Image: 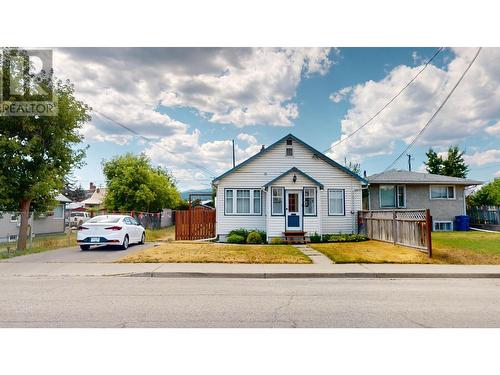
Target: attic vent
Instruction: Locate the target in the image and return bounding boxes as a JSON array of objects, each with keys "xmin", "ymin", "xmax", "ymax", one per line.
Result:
[{"xmin": 286, "ymin": 139, "xmax": 293, "ymax": 146}]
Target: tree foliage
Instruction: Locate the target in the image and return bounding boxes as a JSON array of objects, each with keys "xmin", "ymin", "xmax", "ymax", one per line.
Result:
[
  {"xmin": 0, "ymin": 48, "xmax": 90, "ymax": 250},
  {"xmin": 468, "ymin": 178, "xmax": 500, "ymax": 206},
  {"xmin": 424, "ymin": 146, "xmax": 469, "ymax": 178},
  {"xmin": 344, "ymin": 158, "xmax": 361, "ymax": 175},
  {"xmin": 102, "ymin": 153, "xmax": 181, "ymax": 212}
]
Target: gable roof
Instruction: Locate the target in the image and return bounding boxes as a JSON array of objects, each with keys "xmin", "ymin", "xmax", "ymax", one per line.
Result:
[
  {"xmin": 212, "ymin": 134, "xmax": 368, "ymax": 184},
  {"xmin": 367, "ymin": 170, "xmax": 482, "ymax": 185},
  {"xmin": 262, "ymin": 167, "xmax": 324, "ymax": 189}
]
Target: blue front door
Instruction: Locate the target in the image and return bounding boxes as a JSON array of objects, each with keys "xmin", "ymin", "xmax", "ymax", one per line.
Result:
[{"xmin": 286, "ymin": 191, "xmax": 302, "ymax": 231}]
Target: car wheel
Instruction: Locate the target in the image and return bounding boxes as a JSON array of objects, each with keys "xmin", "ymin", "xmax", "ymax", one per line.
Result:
[
  {"xmin": 121, "ymin": 235, "xmax": 129, "ymax": 250},
  {"xmin": 80, "ymin": 245, "xmax": 90, "ymax": 251},
  {"xmin": 140, "ymin": 232, "xmax": 145, "ymax": 244}
]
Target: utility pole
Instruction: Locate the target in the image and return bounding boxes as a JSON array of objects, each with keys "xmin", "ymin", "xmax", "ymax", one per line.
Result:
[
  {"xmin": 407, "ymin": 154, "xmax": 412, "ymax": 171},
  {"xmin": 232, "ymin": 139, "xmax": 235, "ymax": 168}
]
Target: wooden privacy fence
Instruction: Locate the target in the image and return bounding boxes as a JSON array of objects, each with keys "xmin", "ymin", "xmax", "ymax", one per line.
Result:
[
  {"xmin": 175, "ymin": 207, "xmax": 216, "ymax": 240},
  {"xmin": 358, "ymin": 209, "xmax": 432, "ymax": 256}
]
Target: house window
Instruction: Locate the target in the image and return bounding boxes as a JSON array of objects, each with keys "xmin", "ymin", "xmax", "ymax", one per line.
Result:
[
  {"xmin": 303, "ymin": 188, "xmax": 316, "ymax": 216},
  {"xmin": 224, "ymin": 189, "xmax": 261, "ymax": 215},
  {"xmin": 10, "ymin": 213, "xmax": 19, "ymax": 222},
  {"xmin": 434, "ymin": 221, "xmax": 453, "ymax": 231},
  {"xmin": 430, "ymin": 185, "xmax": 455, "ymax": 199},
  {"xmin": 328, "ymin": 189, "xmax": 344, "ymax": 216},
  {"xmin": 379, "ymin": 185, "xmax": 406, "ymax": 208},
  {"xmin": 225, "ymin": 190, "xmax": 233, "ymax": 214},
  {"xmin": 285, "ymin": 147, "xmax": 293, "ymax": 157},
  {"xmin": 8, "ymin": 234, "xmax": 17, "ymax": 242},
  {"xmin": 272, "ymin": 187, "xmax": 284, "ymax": 215},
  {"xmin": 53, "ymin": 204, "xmax": 64, "ymax": 219},
  {"xmin": 236, "ymin": 190, "xmax": 251, "ymax": 213},
  {"xmin": 253, "ymin": 190, "xmax": 261, "ymax": 214},
  {"xmin": 286, "ymin": 139, "xmax": 293, "ymax": 146}
]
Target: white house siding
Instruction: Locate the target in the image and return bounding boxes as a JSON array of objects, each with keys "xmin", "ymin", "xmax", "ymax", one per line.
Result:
[{"xmin": 215, "ymin": 138, "xmax": 364, "ymax": 240}]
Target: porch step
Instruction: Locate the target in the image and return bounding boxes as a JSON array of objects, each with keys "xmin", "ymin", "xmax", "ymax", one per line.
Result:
[{"xmin": 282, "ymin": 231, "xmax": 308, "ymax": 244}]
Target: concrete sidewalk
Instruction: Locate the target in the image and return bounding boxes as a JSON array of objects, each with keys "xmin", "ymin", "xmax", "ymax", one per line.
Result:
[{"xmin": 1, "ymin": 262, "xmax": 500, "ymax": 278}]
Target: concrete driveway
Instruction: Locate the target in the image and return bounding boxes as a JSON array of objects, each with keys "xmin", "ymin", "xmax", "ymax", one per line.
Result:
[{"xmin": 2, "ymin": 242, "xmax": 155, "ymax": 263}]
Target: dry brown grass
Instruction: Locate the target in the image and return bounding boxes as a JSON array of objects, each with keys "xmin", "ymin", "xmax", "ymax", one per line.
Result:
[
  {"xmin": 117, "ymin": 242, "xmax": 312, "ymax": 264},
  {"xmin": 311, "ymin": 231, "xmax": 500, "ymax": 264},
  {"xmin": 310, "ymin": 240, "xmax": 433, "ymax": 264},
  {"xmin": 145, "ymin": 225, "xmax": 175, "ymax": 242}
]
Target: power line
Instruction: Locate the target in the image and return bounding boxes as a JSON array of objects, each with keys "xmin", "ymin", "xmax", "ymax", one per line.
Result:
[
  {"xmin": 92, "ymin": 109, "xmax": 217, "ymax": 178},
  {"xmin": 323, "ymin": 47, "xmax": 444, "ymax": 154},
  {"xmin": 385, "ymin": 47, "xmax": 482, "ymax": 171}
]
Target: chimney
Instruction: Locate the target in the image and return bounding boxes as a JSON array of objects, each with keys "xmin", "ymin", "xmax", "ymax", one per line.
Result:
[
  {"xmin": 89, "ymin": 182, "xmax": 96, "ymax": 192},
  {"xmin": 261, "ymin": 145, "xmax": 265, "ymax": 151},
  {"xmin": 363, "ymin": 170, "xmax": 367, "ymax": 178}
]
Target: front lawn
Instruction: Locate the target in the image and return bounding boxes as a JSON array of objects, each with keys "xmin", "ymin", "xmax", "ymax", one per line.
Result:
[
  {"xmin": 117, "ymin": 242, "xmax": 312, "ymax": 264},
  {"xmin": 0, "ymin": 231, "xmax": 78, "ymax": 260},
  {"xmin": 310, "ymin": 241, "xmax": 432, "ymax": 264},
  {"xmin": 310, "ymin": 231, "xmax": 500, "ymax": 264}
]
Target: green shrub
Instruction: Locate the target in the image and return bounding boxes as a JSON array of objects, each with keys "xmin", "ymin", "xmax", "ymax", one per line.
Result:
[
  {"xmin": 227, "ymin": 234, "xmax": 246, "ymax": 244},
  {"xmin": 246, "ymin": 231, "xmax": 263, "ymax": 244},
  {"xmin": 325, "ymin": 233, "xmax": 368, "ymax": 242},
  {"xmin": 254, "ymin": 230, "xmax": 267, "ymax": 243},
  {"xmin": 228, "ymin": 228, "xmax": 250, "ymax": 241},
  {"xmin": 270, "ymin": 237, "xmax": 285, "ymax": 245},
  {"xmin": 309, "ymin": 232, "xmax": 322, "ymax": 243}
]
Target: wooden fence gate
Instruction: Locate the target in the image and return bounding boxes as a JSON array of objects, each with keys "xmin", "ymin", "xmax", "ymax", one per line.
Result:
[
  {"xmin": 175, "ymin": 207, "xmax": 216, "ymax": 240},
  {"xmin": 358, "ymin": 209, "xmax": 432, "ymax": 256}
]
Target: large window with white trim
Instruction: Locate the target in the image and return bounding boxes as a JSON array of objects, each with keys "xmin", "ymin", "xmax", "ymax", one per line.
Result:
[
  {"xmin": 224, "ymin": 189, "xmax": 261, "ymax": 215},
  {"xmin": 328, "ymin": 189, "xmax": 345, "ymax": 216},
  {"xmin": 379, "ymin": 185, "xmax": 406, "ymax": 208},
  {"xmin": 430, "ymin": 185, "xmax": 455, "ymax": 199},
  {"xmin": 272, "ymin": 187, "xmax": 284, "ymax": 215},
  {"xmin": 303, "ymin": 187, "xmax": 316, "ymax": 216}
]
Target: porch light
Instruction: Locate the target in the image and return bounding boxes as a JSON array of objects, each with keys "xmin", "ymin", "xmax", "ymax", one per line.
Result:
[{"xmin": 292, "ymin": 174, "xmax": 297, "ymax": 183}]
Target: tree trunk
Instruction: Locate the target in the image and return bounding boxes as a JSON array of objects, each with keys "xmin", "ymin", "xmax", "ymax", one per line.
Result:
[{"xmin": 17, "ymin": 199, "xmax": 32, "ymax": 251}]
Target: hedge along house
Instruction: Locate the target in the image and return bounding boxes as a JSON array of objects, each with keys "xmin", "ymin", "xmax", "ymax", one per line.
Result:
[
  {"xmin": 366, "ymin": 170, "xmax": 482, "ymax": 231},
  {"xmin": 212, "ymin": 134, "xmax": 368, "ymax": 242}
]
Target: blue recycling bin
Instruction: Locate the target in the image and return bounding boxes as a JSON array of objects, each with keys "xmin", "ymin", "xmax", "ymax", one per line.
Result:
[{"xmin": 455, "ymin": 215, "xmax": 470, "ymax": 231}]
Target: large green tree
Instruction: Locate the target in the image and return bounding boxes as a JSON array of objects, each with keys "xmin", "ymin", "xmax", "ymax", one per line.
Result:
[
  {"xmin": 0, "ymin": 48, "xmax": 90, "ymax": 250},
  {"xmin": 469, "ymin": 178, "xmax": 500, "ymax": 206},
  {"xmin": 103, "ymin": 153, "xmax": 181, "ymax": 212},
  {"xmin": 424, "ymin": 146, "xmax": 469, "ymax": 178}
]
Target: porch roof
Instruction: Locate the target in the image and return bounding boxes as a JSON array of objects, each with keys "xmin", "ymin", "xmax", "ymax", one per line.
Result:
[{"xmin": 262, "ymin": 167, "xmax": 324, "ymax": 189}]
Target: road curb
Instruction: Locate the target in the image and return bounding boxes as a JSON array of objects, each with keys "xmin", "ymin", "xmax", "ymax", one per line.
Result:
[{"xmin": 115, "ymin": 272, "xmax": 500, "ymax": 279}]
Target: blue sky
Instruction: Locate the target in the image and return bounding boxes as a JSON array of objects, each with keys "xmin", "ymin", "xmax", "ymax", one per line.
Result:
[{"xmin": 54, "ymin": 48, "xmax": 500, "ymax": 191}]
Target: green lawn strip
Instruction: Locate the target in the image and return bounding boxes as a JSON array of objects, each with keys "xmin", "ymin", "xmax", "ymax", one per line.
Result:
[{"xmin": 432, "ymin": 231, "xmax": 500, "ymax": 254}]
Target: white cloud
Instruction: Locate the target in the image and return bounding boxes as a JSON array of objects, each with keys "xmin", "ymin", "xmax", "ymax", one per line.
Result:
[
  {"xmin": 144, "ymin": 130, "xmax": 262, "ymax": 185},
  {"xmin": 237, "ymin": 133, "xmax": 257, "ymax": 144},
  {"xmin": 485, "ymin": 121, "xmax": 500, "ymax": 136},
  {"xmin": 329, "ymin": 86, "xmax": 353, "ymax": 103},
  {"xmin": 464, "ymin": 149, "xmax": 500, "ymax": 166},
  {"xmin": 495, "ymin": 170, "xmax": 500, "ymax": 176},
  {"xmin": 327, "ymin": 48, "xmax": 500, "ymax": 163}
]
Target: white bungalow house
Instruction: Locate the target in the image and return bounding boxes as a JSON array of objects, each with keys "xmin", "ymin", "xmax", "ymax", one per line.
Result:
[{"xmin": 212, "ymin": 134, "xmax": 368, "ymax": 242}]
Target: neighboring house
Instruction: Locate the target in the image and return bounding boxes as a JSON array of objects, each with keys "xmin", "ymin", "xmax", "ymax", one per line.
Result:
[
  {"xmin": 366, "ymin": 170, "xmax": 482, "ymax": 231},
  {"xmin": 0, "ymin": 193, "xmax": 71, "ymax": 243},
  {"xmin": 80, "ymin": 187, "xmax": 107, "ymax": 211},
  {"xmin": 212, "ymin": 134, "xmax": 368, "ymax": 241}
]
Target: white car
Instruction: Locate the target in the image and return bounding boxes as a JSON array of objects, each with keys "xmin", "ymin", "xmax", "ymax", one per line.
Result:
[
  {"xmin": 76, "ymin": 215, "xmax": 145, "ymax": 251},
  {"xmin": 70, "ymin": 211, "xmax": 90, "ymax": 227}
]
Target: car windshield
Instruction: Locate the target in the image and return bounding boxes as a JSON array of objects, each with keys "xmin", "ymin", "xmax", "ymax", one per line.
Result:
[{"xmin": 86, "ymin": 216, "xmax": 121, "ymax": 223}]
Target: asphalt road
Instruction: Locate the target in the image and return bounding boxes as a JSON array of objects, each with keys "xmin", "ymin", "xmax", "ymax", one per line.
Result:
[
  {"xmin": 1, "ymin": 276, "xmax": 499, "ymax": 327},
  {"xmin": 2, "ymin": 242, "xmax": 155, "ymax": 263}
]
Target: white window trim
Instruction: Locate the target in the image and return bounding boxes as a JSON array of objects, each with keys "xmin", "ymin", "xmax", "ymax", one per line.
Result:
[
  {"xmin": 379, "ymin": 184, "xmax": 406, "ymax": 208},
  {"xmin": 433, "ymin": 221, "xmax": 453, "ymax": 231},
  {"xmin": 224, "ymin": 188, "xmax": 262, "ymax": 215},
  {"xmin": 303, "ymin": 187, "xmax": 316, "ymax": 216},
  {"xmin": 53, "ymin": 204, "xmax": 64, "ymax": 219},
  {"xmin": 328, "ymin": 189, "xmax": 345, "ymax": 216},
  {"xmin": 271, "ymin": 187, "xmax": 284, "ymax": 216},
  {"xmin": 429, "ymin": 185, "xmax": 456, "ymax": 200}
]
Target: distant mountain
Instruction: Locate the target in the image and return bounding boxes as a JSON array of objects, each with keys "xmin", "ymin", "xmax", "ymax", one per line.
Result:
[{"xmin": 180, "ymin": 189, "xmax": 213, "ymax": 201}]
